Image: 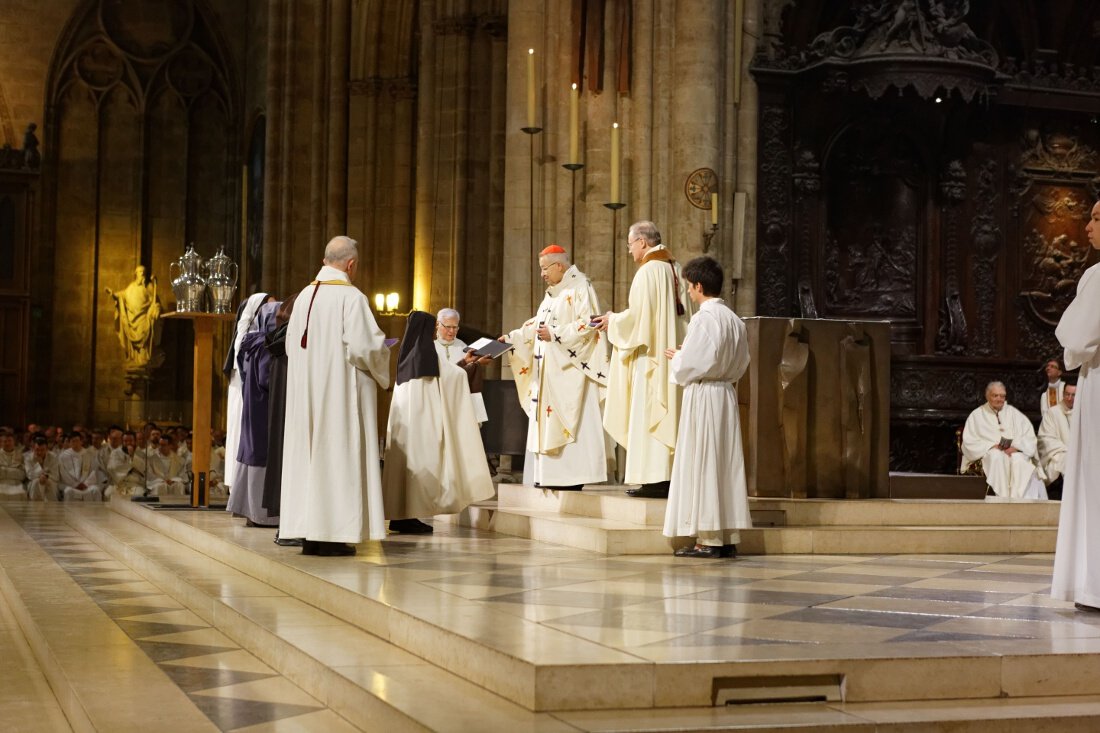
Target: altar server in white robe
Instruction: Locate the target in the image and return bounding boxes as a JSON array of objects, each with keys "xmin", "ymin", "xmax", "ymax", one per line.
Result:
[
  {"xmin": 280, "ymin": 236, "xmax": 390, "ymax": 557},
  {"xmin": 224, "ymin": 292, "xmax": 270, "ymax": 492},
  {"xmin": 383, "ymin": 311, "xmax": 495, "ymax": 532},
  {"xmin": 1052, "ymin": 198, "xmax": 1100, "ymax": 610},
  {"xmin": 0, "ymin": 430, "xmax": 26, "ymax": 499},
  {"xmin": 147, "ymin": 436, "xmax": 188, "ymax": 496},
  {"xmin": 1039, "ymin": 379, "xmax": 1075, "ymax": 486},
  {"xmin": 1039, "ymin": 357, "xmax": 1066, "ymax": 418},
  {"xmin": 434, "ymin": 308, "xmax": 489, "ymax": 424},
  {"xmin": 961, "ymin": 382, "xmax": 1047, "ymax": 500},
  {"xmin": 662, "ymin": 257, "xmax": 752, "ymax": 558},
  {"xmin": 25, "ymin": 438, "xmax": 59, "ymax": 501},
  {"xmin": 59, "ymin": 433, "xmax": 103, "ymax": 501},
  {"xmin": 503, "ymin": 245, "xmax": 609, "ymax": 490},
  {"xmin": 592, "ymin": 221, "xmax": 694, "ymax": 497}
]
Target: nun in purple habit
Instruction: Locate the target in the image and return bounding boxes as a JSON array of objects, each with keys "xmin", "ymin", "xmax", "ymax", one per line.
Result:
[{"xmin": 226, "ymin": 300, "xmax": 281, "ymax": 526}]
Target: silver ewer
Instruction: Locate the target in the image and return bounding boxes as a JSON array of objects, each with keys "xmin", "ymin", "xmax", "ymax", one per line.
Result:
[
  {"xmin": 205, "ymin": 246, "xmax": 238, "ymax": 314},
  {"xmin": 169, "ymin": 244, "xmax": 206, "ymax": 312}
]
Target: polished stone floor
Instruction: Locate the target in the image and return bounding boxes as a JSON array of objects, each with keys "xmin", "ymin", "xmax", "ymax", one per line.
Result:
[{"xmin": 3, "ymin": 500, "xmax": 1100, "ymax": 731}]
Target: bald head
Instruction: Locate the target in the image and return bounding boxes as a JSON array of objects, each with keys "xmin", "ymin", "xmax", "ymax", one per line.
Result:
[{"xmin": 323, "ymin": 236, "xmax": 359, "ymax": 270}]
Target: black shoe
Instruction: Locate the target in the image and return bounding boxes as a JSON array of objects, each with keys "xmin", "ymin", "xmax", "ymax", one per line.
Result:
[
  {"xmin": 316, "ymin": 542, "xmax": 356, "ymax": 556},
  {"xmin": 389, "ymin": 518, "xmax": 434, "ymax": 534},
  {"xmin": 625, "ymin": 481, "xmax": 669, "ymax": 499},
  {"xmin": 549, "ymin": 484, "xmax": 584, "ymax": 492},
  {"xmin": 246, "ymin": 519, "xmax": 278, "ymax": 528},
  {"xmin": 302, "ymin": 539, "xmax": 356, "ymax": 556},
  {"xmin": 721, "ymin": 544, "xmax": 737, "ymax": 558},
  {"xmin": 274, "ymin": 531, "xmax": 302, "ymax": 547},
  {"xmin": 1075, "ymin": 602, "xmax": 1100, "ymax": 612},
  {"xmin": 674, "ymin": 544, "xmax": 724, "ymax": 558}
]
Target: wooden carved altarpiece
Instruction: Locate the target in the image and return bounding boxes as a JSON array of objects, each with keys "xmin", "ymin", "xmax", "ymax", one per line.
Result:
[{"xmin": 752, "ymin": 0, "xmax": 1100, "ymax": 473}]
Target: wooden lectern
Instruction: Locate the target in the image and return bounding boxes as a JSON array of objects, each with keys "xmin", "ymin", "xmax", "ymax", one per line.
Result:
[{"xmin": 162, "ymin": 311, "xmax": 235, "ymax": 507}]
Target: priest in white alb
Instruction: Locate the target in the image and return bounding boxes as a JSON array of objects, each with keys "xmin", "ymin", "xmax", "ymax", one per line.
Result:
[
  {"xmin": 280, "ymin": 236, "xmax": 391, "ymax": 557},
  {"xmin": 961, "ymin": 381, "xmax": 1047, "ymax": 500},
  {"xmin": 382, "ymin": 311, "xmax": 495, "ymax": 533},
  {"xmin": 1052, "ymin": 198, "xmax": 1100, "ymax": 610},
  {"xmin": 58, "ymin": 433, "xmax": 103, "ymax": 502},
  {"xmin": 1038, "ymin": 378, "xmax": 1075, "ymax": 493},
  {"xmin": 502, "ymin": 245, "xmax": 609, "ymax": 490},
  {"xmin": 0, "ymin": 429, "xmax": 26, "ymax": 499},
  {"xmin": 1039, "ymin": 357, "xmax": 1066, "ymax": 418},
  {"xmin": 592, "ymin": 221, "xmax": 693, "ymax": 498},
  {"xmin": 663, "ymin": 257, "xmax": 752, "ymax": 558}
]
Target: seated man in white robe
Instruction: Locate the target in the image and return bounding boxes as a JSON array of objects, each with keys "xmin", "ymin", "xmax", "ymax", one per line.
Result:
[
  {"xmin": 209, "ymin": 435, "xmax": 227, "ymax": 498},
  {"xmin": 663, "ymin": 257, "xmax": 752, "ymax": 558},
  {"xmin": 502, "ymin": 244, "xmax": 609, "ymax": 490},
  {"xmin": 961, "ymin": 381, "xmax": 1047, "ymax": 500},
  {"xmin": 1039, "ymin": 378, "xmax": 1075, "ymax": 500},
  {"xmin": 383, "ymin": 311, "xmax": 496, "ymax": 533},
  {"xmin": 146, "ymin": 436, "xmax": 189, "ymax": 497},
  {"xmin": 0, "ymin": 429, "xmax": 27, "ymax": 499},
  {"xmin": 106, "ymin": 431, "xmax": 144, "ymax": 498},
  {"xmin": 58, "ymin": 433, "xmax": 103, "ymax": 501},
  {"xmin": 25, "ymin": 437, "xmax": 59, "ymax": 501},
  {"xmin": 99, "ymin": 426, "xmax": 124, "ymax": 498}
]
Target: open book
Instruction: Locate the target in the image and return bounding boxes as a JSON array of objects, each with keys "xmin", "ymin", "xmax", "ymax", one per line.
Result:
[{"xmin": 464, "ymin": 337, "xmax": 514, "ymax": 359}]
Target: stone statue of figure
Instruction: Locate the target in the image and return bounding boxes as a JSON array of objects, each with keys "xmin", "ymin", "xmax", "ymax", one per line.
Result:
[
  {"xmin": 22, "ymin": 123, "xmax": 40, "ymax": 170},
  {"xmin": 106, "ymin": 265, "xmax": 162, "ymax": 369}
]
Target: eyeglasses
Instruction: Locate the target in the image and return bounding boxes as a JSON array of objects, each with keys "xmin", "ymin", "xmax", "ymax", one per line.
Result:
[{"xmin": 438, "ymin": 323, "xmax": 459, "ymax": 331}]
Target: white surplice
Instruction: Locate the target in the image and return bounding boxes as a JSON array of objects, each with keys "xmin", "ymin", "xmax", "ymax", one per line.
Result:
[
  {"xmin": 224, "ymin": 293, "xmax": 268, "ymax": 489},
  {"xmin": 147, "ymin": 451, "xmax": 188, "ymax": 496},
  {"xmin": 280, "ymin": 265, "xmax": 390, "ymax": 543},
  {"xmin": 664, "ymin": 299, "xmax": 753, "ymax": 542},
  {"xmin": 1052, "ymin": 262, "xmax": 1100, "ymax": 606},
  {"xmin": 106, "ymin": 447, "xmax": 143, "ymax": 497},
  {"xmin": 58, "ymin": 448, "xmax": 102, "ymax": 501},
  {"xmin": 382, "ymin": 356, "xmax": 495, "ymax": 519},
  {"xmin": 507, "ymin": 264, "xmax": 609, "ymax": 487},
  {"xmin": 961, "ymin": 403, "xmax": 1047, "ymax": 500},
  {"xmin": 604, "ymin": 245, "xmax": 694, "ymax": 484},
  {"xmin": 24, "ymin": 453, "xmax": 59, "ymax": 501},
  {"xmin": 1038, "ymin": 403, "xmax": 1072, "ymax": 484},
  {"xmin": 0, "ymin": 448, "xmax": 26, "ymax": 499}
]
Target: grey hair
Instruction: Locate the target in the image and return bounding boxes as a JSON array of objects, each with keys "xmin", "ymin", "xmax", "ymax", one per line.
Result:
[
  {"xmin": 323, "ymin": 236, "xmax": 358, "ymax": 266},
  {"xmin": 628, "ymin": 220, "xmax": 661, "ymax": 245},
  {"xmin": 437, "ymin": 308, "xmax": 460, "ymax": 322},
  {"xmin": 540, "ymin": 251, "xmax": 570, "ymax": 267},
  {"xmin": 985, "ymin": 381, "xmax": 1006, "ymax": 395}
]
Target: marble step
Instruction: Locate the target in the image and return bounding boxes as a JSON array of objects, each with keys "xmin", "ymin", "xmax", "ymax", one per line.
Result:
[
  {"xmin": 96, "ymin": 501, "xmax": 1079, "ymax": 719},
  {"xmin": 65, "ymin": 506, "xmax": 576, "ymax": 732},
  {"xmin": 496, "ymin": 484, "xmax": 1060, "ymax": 529},
  {"xmin": 470, "ymin": 504, "xmax": 1056, "ymax": 556}
]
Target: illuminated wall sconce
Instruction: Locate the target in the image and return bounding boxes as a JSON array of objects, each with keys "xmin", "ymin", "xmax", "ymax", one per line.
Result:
[{"xmin": 374, "ymin": 291, "xmax": 406, "ymax": 316}]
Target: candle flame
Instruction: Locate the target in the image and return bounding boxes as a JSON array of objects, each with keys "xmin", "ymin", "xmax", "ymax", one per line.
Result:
[
  {"xmin": 613, "ymin": 122, "xmax": 619, "ymax": 129},
  {"xmin": 528, "ymin": 48, "xmax": 534, "ymax": 55},
  {"xmin": 571, "ymin": 82, "xmax": 577, "ymax": 90}
]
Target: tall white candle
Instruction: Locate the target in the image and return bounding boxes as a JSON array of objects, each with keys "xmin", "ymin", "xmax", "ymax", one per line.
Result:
[
  {"xmin": 610, "ymin": 122, "xmax": 620, "ymax": 203},
  {"xmin": 569, "ymin": 83, "xmax": 579, "ymax": 164},
  {"xmin": 526, "ymin": 49, "xmax": 536, "ymax": 129},
  {"xmin": 711, "ymin": 192, "xmax": 719, "ymax": 226}
]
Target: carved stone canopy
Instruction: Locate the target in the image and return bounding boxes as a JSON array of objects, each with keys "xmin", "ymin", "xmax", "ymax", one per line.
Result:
[{"xmin": 754, "ymin": 0, "xmax": 1003, "ymax": 102}]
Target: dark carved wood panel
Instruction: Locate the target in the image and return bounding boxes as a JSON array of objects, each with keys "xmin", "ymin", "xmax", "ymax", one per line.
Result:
[{"xmin": 752, "ymin": 0, "xmax": 1100, "ymax": 473}]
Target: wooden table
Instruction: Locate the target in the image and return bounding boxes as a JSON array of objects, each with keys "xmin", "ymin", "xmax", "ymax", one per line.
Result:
[{"xmin": 163, "ymin": 311, "xmax": 235, "ymax": 507}]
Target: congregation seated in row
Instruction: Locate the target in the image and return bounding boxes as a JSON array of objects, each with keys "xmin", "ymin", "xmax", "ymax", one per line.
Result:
[{"xmin": 0, "ymin": 424, "xmax": 225, "ymax": 502}]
